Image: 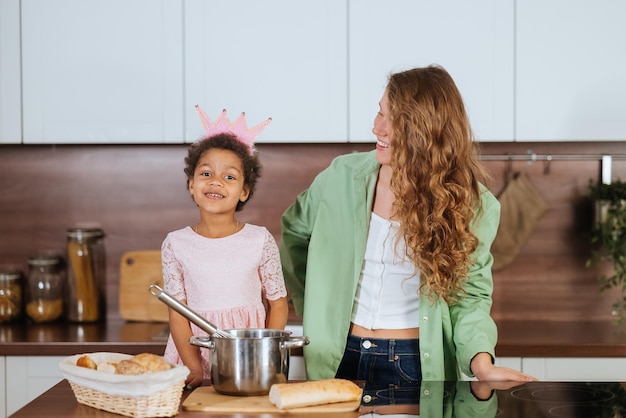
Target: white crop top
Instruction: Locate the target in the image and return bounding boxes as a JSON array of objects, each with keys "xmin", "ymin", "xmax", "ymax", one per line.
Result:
[{"xmin": 351, "ymin": 212, "xmax": 420, "ymax": 329}]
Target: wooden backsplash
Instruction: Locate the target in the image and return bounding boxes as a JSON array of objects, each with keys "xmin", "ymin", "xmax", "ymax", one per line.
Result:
[{"xmin": 1, "ymin": 141, "xmax": 626, "ymax": 322}]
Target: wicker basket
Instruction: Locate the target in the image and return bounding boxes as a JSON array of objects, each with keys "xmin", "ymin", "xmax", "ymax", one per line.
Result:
[{"xmin": 59, "ymin": 352, "xmax": 189, "ymax": 418}]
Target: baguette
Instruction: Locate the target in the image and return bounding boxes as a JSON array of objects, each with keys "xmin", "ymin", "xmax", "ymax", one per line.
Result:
[{"xmin": 268, "ymin": 378, "xmax": 362, "ymax": 410}]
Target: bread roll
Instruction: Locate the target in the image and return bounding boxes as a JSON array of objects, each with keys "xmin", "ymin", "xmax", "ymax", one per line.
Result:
[
  {"xmin": 129, "ymin": 353, "xmax": 172, "ymax": 372},
  {"xmin": 76, "ymin": 355, "xmax": 98, "ymax": 370},
  {"xmin": 269, "ymin": 378, "xmax": 362, "ymax": 410},
  {"xmin": 74, "ymin": 352, "xmax": 172, "ymax": 375},
  {"xmin": 96, "ymin": 362, "xmax": 117, "ymax": 373},
  {"xmin": 114, "ymin": 359, "xmax": 147, "ymax": 375}
]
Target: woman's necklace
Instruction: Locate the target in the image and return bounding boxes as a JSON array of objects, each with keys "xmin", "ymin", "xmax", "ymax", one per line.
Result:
[{"xmin": 193, "ymin": 221, "xmax": 239, "ymax": 236}]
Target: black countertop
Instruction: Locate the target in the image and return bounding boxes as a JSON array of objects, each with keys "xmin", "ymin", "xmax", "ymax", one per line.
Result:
[{"xmin": 9, "ymin": 380, "xmax": 626, "ymax": 418}]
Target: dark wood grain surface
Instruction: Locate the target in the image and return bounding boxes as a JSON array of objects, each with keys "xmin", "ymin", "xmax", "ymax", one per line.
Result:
[
  {"xmin": 9, "ymin": 380, "xmax": 360, "ymax": 418},
  {"xmin": 2, "ymin": 317, "xmax": 626, "ymax": 358},
  {"xmin": 0, "ymin": 318, "xmax": 167, "ymax": 356},
  {"xmin": 1, "ymin": 142, "xmax": 626, "ymax": 323}
]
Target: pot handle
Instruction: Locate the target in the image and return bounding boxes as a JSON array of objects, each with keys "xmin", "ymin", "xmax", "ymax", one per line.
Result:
[
  {"xmin": 189, "ymin": 336, "xmax": 215, "ymax": 349},
  {"xmin": 282, "ymin": 335, "xmax": 310, "ymax": 350}
]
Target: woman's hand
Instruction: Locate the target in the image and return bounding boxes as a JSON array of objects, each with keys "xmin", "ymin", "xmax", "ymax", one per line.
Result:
[
  {"xmin": 470, "ymin": 380, "xmax": 527, "ymax": 400},
  {"xmin": 471, "ymin": 352, "xmax": 537, "ymax": 382}
]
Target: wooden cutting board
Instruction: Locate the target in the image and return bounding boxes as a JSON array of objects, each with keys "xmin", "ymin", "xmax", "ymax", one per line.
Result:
[
  {"xmin": 118, "ymin": 250, "xmax": 169, "ymax": 322},
  {"xmin": 183, "ymin": 386, "xmax": 361, "ymax": 414}
]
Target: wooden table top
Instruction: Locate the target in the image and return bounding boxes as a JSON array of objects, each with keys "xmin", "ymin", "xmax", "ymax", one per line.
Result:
[{"xmin": 9, "ymin": 380, "xmax": 360, "ymax": 418}]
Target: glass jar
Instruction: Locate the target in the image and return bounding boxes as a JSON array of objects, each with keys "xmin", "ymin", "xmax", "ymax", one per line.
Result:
[
  {"xmin": 65, "ymin": 227, "xmax": 106, "ymax": 322},
  {"xmin": 0, "ymin": 268, "xmax": 23, "ymax": 323},
  {"xmin": 26, "ymin": 255, "xmax": 65, "ymax": 323}
]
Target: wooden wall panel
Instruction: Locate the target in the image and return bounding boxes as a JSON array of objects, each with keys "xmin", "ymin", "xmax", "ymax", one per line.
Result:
[{"xmin": 1, "ymin": 142, "xmax": 625, "ymax": 322}]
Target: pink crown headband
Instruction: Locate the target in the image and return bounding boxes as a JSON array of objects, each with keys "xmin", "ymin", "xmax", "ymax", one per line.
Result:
[{"xmin": 195, "ymin": 104, "xmax": 272, "ymax": 154}]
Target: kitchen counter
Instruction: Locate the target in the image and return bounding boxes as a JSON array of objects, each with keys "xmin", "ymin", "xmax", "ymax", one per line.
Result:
[
  {"xmin": 494, "ymin": 319, "xmax": 626, "ymax": 357},
  {"xmin": 10, "ymin": 379, "xmax": 626, "ymax": 417},
  {"xmin": 0, "ymin": 318, "xmax": 168, "ymax": 356},
  {"xmin": 10, "ymin": 380, "xmax": 361, "ymax": 418},
  {"xmin": 1, "ymin": 318, "xmax": 626, "ymax": 357}
]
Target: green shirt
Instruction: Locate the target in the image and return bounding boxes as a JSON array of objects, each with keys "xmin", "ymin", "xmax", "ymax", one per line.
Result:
[{"xmin": 279, "ymin": 150, "xmax": 500, "ymax": 380}]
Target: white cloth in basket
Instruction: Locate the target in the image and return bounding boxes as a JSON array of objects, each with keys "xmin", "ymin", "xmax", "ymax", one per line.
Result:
[{"xmin": 59, "ymin": 352, "xmax": 190, "ymax": 397}]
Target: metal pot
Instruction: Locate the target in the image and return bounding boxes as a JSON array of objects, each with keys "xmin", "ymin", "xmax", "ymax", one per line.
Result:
[
  {"xmin": 190, "ymin": 329, "xmax": 308, "ymax": 396},
  {"xmin": 149, "ymin": 284, "xmax": 309, "ymax": 396}
]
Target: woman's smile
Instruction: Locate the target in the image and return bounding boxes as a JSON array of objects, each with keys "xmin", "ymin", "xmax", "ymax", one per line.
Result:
[{"xmin": 376, "ymin": 139, "xmax": 389, "ymax": 149}]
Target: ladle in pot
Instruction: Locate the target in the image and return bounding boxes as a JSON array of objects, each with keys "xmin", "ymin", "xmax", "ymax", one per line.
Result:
[{"xmin": 149, "ymin": 284, "xmax": 234, "ymax": 338}]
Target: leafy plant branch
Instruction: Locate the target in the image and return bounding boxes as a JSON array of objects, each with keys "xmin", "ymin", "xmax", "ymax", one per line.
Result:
[{"xmin": 586, "ymin": 179, "xmax": 626, "ymax": 325}]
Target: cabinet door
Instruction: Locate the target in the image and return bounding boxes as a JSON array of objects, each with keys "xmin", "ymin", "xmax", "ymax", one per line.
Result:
[
  {"xmin": 0, "ymin": 0, "xmax": 21, "ymax": 144},
  {"xmin": 0, "ymin": 356, "xmax": 5, "ymax": 418},
  {"xmin": 516, "ymin": 0, "xmax": 626, "ymax": 141},
  {"xmin": 5, "ymin": 356, "xmax": 64, "ymax": 417},
  {"xmin": 522, "ymin": 357, "xmax": 626, "ymax": 381},
  {"xmin": 496, "ymin": 357, "xmax": 522, "ymax": 371},
  {"xmin": 348, "ymin": 0, "xmax": 514, "ymax": 142},
  {"xmin": 184, "ymin": 0, "xmax": 348, "ymax": 143},
  {"xmin": 21, "ymin": 0, "xmax": 184, "ymax": 144}
]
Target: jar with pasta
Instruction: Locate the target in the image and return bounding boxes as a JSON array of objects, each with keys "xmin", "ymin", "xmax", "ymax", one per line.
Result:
[
  {"xmin": 0, "ymin": 268, "xmax": 23, "ymax": 323},
  {"xmin": 26, "ymin": 254, "xmax": 65, "ymax": 323},
  {"xmin": 66, "ymin": 227, "xmax": 106, "ymax": 322}
]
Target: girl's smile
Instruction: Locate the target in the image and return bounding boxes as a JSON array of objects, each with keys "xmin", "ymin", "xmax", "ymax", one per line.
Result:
[{"xmin": 189, "ymin": 148, "xmax": 249, "ymax": 213}]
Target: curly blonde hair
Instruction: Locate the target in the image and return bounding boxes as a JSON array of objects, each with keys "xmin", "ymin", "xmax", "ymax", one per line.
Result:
[{"xmin": 387, "ymin": 65, "xmax": 488, "ymax": 303}]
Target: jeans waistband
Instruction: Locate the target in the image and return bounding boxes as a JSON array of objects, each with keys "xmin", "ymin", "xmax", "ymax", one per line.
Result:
[{"xmin": 346, "ymin": 334, "xmax": 419, "ymax": 355}]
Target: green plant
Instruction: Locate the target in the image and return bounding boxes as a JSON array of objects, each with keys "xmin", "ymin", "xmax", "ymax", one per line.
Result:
[{"xmin": 586, "ymin": 179, "xmax": 626, "ymax": 325}]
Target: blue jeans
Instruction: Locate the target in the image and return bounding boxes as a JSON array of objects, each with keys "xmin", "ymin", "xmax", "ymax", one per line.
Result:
[
  {"xmin": 361, "ymin": 380, "xmax": 421, "ymax": 407},
  {"xmin": 335, "ymin": 334, "xmax": 421, "ymax": 384}
]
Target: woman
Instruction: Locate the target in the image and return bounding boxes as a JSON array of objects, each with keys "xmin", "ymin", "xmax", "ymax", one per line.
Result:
[{"xmin": 279, "ymin": 65, "xmax": 534, "ymax": 382}]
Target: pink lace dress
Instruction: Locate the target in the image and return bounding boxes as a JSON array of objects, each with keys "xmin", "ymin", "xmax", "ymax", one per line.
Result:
[{"xmin": 161, "ymin": 224, "xmax": 287, "ymax": 379}]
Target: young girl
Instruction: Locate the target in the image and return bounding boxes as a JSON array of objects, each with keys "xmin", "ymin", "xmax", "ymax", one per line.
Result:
[{"xmin": 162, "ymin": 106, "xmax": 288, "ymax": 389}]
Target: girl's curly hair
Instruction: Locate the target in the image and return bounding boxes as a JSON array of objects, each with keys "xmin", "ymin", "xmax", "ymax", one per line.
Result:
[
  {"xmin": 183, "ymin": 133, "xmax": 262, "ymax": 211},
  {"xmin": 387, "ymin": 65, "xmax": 489, "ymax": 303}
]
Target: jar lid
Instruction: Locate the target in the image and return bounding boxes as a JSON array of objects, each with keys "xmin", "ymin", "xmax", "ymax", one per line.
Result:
[
  {"xmin": 27, "ymin": 254, "xmax": 62, "ymax": 266},
  {"xmin": 66, "ymin": 227, "xmax": 104, "ymax": 239},
  {"xmin": 0, "ymin": 268, "xmax": 22, "ymax": 281}
]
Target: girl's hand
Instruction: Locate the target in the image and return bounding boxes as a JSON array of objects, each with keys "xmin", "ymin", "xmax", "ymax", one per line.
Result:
[
  {"xmin": 265, "ymin": 296, "xmax": 289, "ymax": 329},
  {"xmin": 185, "ymin": 369, "xmax": 204, "ymax": 390}
]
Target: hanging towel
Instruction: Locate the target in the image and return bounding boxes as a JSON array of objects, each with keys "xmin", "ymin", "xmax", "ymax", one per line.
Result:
[{"xmin": 491, "ymin": 172, "xmax": 548, "ymax": 271}]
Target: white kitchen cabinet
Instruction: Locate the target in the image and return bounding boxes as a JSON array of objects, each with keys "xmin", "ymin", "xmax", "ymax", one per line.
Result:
[
  {"xmin": 0, "ymin": 357, "xmax": 5, "ymax": 418},
  {"xmin": 495, "ymin": 356, "xmax": 522, "ymax": 372},
  {"xmin": 3, "ymin": 356, "xmax": 64, "ymax": 418},
  {"xmin": 285, "ymin": 324, "xmax": 306, "ymax": 380},
  {"xmin": 516, "ymin": 0, "xmax": 626, "ymax": 141},
  {"xmin": 0, "ymin": 0, "xmax": 21, "ymax": 144},
  {"xmin": 21, "ymin": 0, "xmax": 184, "ymax": 144},
  {"xmin": 348, "ymin": 0, "xmax": 514, "ymax": 142},
  {"xmin": 522, "ymin": 357, "xmax": 626, "ymax": 382},
  {"xmin": 183, "ymin": 0, "xmax": 348, "ymax": 143}
]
